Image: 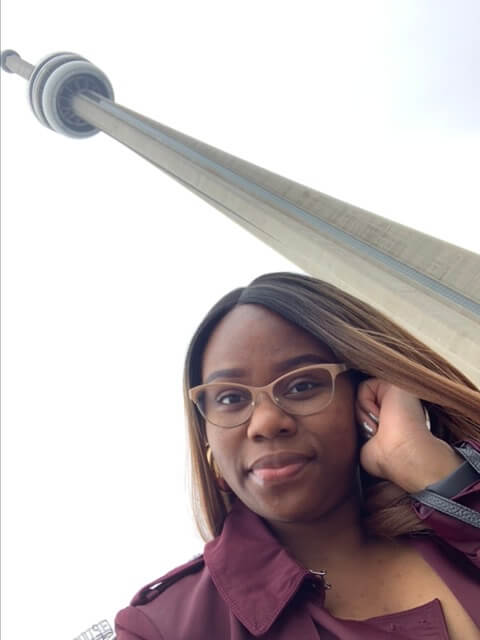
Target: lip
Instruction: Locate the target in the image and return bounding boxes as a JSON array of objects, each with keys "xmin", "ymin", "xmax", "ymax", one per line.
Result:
[
  {"xmin": 249, "ymin": 451, "xmax": 313, "ymax": 471},
  {"xmin": 248, "ymin": 452, "xmax": 314, "ymax": 486}
]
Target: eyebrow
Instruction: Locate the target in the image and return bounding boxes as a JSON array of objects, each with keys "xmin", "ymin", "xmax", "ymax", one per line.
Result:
[{"xmin": 204, "ymin": 353, "xmax": 333, "ymax": 384}]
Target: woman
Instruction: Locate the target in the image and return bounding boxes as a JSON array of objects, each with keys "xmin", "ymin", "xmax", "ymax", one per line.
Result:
[{"xmin": 115, "ymin": 272, "xmax": 480, "ymax": 639}]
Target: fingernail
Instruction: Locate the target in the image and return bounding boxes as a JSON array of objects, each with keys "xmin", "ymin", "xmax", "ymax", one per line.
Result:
[
  {"xmin": 362, "ymin": 421, "xmax": 375, "ymax": 435},
  {"xmin": 368, "ymin": 412, "xmax": 379, "ymax": 424},
  {"xmin": 423, "ymin": 407, "xmax": 431, "ymax": 432}
]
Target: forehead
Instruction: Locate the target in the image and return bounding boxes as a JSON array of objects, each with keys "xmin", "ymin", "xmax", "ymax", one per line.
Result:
[{"xmin": 201, "ymin": 304, "xmax": 335, "ymax": 378}]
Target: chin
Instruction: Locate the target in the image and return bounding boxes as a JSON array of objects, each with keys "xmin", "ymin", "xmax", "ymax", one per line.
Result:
[{"xmin": 247, "ymin": 493, "xmax": 328, "ymax": 524}]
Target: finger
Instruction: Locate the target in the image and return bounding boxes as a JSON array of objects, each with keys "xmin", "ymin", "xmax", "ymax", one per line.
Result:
[
  {"xmin": 361, "ymin": 421, "xmax": 376, "ymax": 438},
  {"xmin": 361, "ymin": 378, "xmax": 383, "ymax": 404},
  {"xmin": 355, "ymin": 379, "xmax": 381, "ymax": 422},
  {"xmin": 356, "ymin": 408, "xmax": 378, "ymax": 438},
  {"xmin": 355, "ymin": 398, "xmax": 380, "ymax": 428}
]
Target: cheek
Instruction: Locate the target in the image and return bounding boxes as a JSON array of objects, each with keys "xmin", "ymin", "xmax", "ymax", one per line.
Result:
[
  {"xmin": 309, "ymin": 389, "xmax": 357, "ymax": 451},
  {"xmin": 333, "ymin": 380, "xmax": 356, "ymax": 422},
  {"xmin": 206, "ymin": 426, "xmax": 243, "ymax": 477},
  {"xmin": 330, "ymin": 400, "xmax": 359, "ymax": 459}
]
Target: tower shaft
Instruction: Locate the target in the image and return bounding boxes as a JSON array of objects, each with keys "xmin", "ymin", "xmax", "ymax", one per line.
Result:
[{"xmin": 3, "ymin": 51, "xmax": 480, "ymax": 385}]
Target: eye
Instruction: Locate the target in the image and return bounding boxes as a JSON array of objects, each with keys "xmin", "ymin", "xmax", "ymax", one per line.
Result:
[
  {"xmin": 287, "ymin": 380, "xmax": 319, "ymax": 394},
  {"xmin": 216, "ymin": 390, "xmax": 250, "ymax": 406},
  {"xmin": 283, "ymin": 378, "xmax": 325, "ymax": 397}
]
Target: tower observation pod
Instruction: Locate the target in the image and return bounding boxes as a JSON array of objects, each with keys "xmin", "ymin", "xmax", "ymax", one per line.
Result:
[{"xmin": 2, "ymin": 49, "xmax": 480, "ymax": 385}]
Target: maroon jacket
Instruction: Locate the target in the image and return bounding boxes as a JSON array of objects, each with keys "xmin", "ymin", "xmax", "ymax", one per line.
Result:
[{"xmin": 115, "ymin": 441, "xmax": 480, "ymax": 639}]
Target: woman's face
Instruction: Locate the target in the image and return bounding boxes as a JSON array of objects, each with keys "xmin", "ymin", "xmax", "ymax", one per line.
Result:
[{"xmin": 201, "ymin": 304, "xmax": 360, "ymax": 524}]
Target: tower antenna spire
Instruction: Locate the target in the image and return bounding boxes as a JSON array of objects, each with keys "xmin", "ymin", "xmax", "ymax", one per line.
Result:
[{"xmin": 2, "ymin": 49, "xmax": 479, "ymax": 384}]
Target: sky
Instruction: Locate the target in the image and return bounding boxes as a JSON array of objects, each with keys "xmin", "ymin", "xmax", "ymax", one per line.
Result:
[{"xmin": 1, "ymin": 1, "xmax": 479, "ymax": 638}]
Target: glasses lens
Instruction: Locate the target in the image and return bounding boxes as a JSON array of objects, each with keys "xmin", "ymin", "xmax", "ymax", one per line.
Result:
[
  {"xmin": 273, "ymin": 366, "xmax": 333, "ymax": 415},
  {"xmin": 196, "ymin": 385, "xmax": 253, "ymax": 427}
]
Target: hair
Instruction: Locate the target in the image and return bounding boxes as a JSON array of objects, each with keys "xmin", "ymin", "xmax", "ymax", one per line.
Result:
[{"xmin": 183, "ymin": 272, "xmax": 480, "ymax": 543}]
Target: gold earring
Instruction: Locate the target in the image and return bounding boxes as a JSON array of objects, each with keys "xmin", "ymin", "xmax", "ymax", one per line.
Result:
[
  {"xmin": 206, "ymin": 444, "xmax": 215, "ymax": 470},
  {"xmin": 205, "ymin": 444, "xmax": 221, "ymax": 477},
  {"xmin": 205, "ymin": 444, "xmax": 231, "ymax": 493}
]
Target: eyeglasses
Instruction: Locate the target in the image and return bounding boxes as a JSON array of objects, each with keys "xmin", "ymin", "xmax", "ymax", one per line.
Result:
[{"xmin": 188, "ymin": 363, "xmax": 349, "ymax": 428}]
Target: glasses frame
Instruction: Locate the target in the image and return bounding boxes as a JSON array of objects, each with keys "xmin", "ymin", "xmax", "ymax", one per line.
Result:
[{"xmin": 188, "ymin": 363, "xmax": 349, "ymax": 428}]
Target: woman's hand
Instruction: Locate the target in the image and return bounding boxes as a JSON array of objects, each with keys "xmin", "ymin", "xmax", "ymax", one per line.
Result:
[{"xmin": 354, "ymin": 378, "xmax": 462, "ymax": 491}]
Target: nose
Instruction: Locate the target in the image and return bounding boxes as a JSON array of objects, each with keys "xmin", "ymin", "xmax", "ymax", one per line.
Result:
[{"xmin": 246, "ymin": 392, "xmax": 297, "ymax": 440}]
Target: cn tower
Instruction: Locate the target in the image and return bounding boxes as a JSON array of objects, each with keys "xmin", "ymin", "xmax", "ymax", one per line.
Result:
[{"xmin": 2, "ymin": 49, "xmax": 479, "ymax": 385}]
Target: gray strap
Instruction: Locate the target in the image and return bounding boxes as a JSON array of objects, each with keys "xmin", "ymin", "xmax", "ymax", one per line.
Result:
[
  {"xmin": 411, "ymin": 488, "xmax": 480, "ymax": 528},
  {"xmin": 426, "ymin": 460, "xmax": 480, "ymax": 498},
  {"xmin": 455, "ymin": 442, "xmax": 480, "ymax": 473},
  {"xmin": 426, "ymin": 443, "xmax": 480, "ymax": 496},
  {"xmin": 411, "ymin": 443, "xmax": 480, "ymax": 529}
]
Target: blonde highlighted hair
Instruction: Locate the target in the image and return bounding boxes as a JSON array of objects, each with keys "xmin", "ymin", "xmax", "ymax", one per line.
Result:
[{"xmin": 183, "ymin": 272, "xmax": 480, "ymax": 542}]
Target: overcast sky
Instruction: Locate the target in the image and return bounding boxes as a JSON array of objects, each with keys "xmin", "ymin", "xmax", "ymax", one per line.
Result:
[{"xmin": 2, "ymin": 1, "xmax": 479, "ymax": 638}]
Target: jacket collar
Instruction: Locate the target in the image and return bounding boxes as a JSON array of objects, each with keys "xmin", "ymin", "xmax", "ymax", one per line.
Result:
[{"xmin": 204, "ymin": 499, "xmax": 319, "ymax": 636}]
